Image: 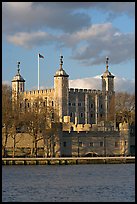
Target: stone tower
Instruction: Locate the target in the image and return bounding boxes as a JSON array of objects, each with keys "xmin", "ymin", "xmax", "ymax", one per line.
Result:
[
  {"xmin": 101, "ymin": 57, "xmax": 115, "ymax": 121},
  {"xmin": 54, "ymin": 56, "xmax": 69, "ymax": 122},
  {"xmin": 12, "ymin": 61, "xmax": 25, "ymax": 100}
]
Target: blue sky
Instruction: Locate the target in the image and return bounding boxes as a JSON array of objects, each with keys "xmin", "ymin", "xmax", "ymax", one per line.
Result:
[{"xmin": 2, "ymin": 2, "xmax": 135, "ymax": 93}]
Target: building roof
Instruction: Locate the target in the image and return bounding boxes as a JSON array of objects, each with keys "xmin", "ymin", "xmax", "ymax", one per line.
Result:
[
  {"xmin": 12, "ymin": 62, "xmax": 25, "ymax": 82},
  {"xmin": 12, "ymin": 73, "xmax": 25, "ymax": 82},
  {"xmin": 101, "ymin": 57, "xmax": 115, "ymax": 78},
  {"xmin": 101, "ymin": 69, "xmax": 115, "ymax": 78},
  {"xmin": 54, "ymin": 68, "xmax": 69, "ymax": 77},
  {"xmin": 54, "ymin": 55, "xmax": 69, "ymax": 77}
]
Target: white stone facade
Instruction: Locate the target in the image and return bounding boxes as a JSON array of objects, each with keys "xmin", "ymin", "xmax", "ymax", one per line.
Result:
[{"xmin": 12, "ymin": 56, "xmax": 115, "ymax": 125}]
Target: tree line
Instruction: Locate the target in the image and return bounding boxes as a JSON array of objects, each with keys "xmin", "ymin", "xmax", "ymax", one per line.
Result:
[
  {"xmin": 2, "ymin": 84, "xmax": 135, "ymax": 157},
  {"xmin": 2, "ymin": 84, "xmax": 61, "ymax": 158}
]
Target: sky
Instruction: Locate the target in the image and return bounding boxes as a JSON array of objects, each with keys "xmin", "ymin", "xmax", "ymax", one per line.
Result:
[{"xmin": 2, "ymin": 2, "xmax": 135, "ymax": 93}]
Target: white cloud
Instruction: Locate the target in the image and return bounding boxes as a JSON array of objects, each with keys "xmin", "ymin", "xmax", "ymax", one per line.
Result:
[
  {"xmin": 2, "ymin": 2, "xmax": 91, "ymax": 34},
  {"xmin": 2, "ymin": 76, "xmax": 135, "ymax": 94},
  {"xmin": 71, "ymin": 24, "xmax": 135, "ymax": 65},
  {"xmin": 3, "ymin": 2, "xmax": 135, "ymax": 67},
  {"xmin": 7, "ymin": 31, "xmax": 56, "ymax": 49},
  {"xmin": 69, "ymin": 75, "xmax": 135, "ymax": 93},
  {"xmin": 6, "ymin": 23, "xmax": 135, "ymax": 66},
  {"xmin": 2, "ymin": 2, "xmax": 134, "ymax": 35}
]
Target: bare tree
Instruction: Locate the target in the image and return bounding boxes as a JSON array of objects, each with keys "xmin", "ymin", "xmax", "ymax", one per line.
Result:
[
  {"xmin": 10, "ymin": 93, "xmax": 27, "ymax": 157},
  {"xmin": 23, "ymin": 96, "xmax": 61, "ymax": 157},
  {"xmin": 2, "ymin": 84, "xmax": 12, "ymax": 157},
  {"xmin": 115, "ymin": 92, "xmax": 135, "ymax": 126},
  {"xmin": 2, "ymin": 84, "xmax": 26, "ymax": 157}
]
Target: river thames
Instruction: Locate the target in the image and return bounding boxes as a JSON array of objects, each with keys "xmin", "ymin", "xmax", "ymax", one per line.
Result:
[{"xmin": 2, "ymin": 163, "xmax": 135, "ymax": 202}]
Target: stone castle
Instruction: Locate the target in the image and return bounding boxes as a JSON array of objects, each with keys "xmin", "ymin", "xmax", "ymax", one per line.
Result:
[
  {"xmin": 6, "ymin": 55, "xmax": 134, "ymax": 157},
  {"xmin": 12, "ymin": 56, "xmax": 115, "ymax": 125}
]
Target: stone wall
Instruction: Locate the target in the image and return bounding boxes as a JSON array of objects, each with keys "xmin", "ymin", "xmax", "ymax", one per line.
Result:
[{"xmin": 61, "ymin": 131, "xmax": 123, "ymax": 157}]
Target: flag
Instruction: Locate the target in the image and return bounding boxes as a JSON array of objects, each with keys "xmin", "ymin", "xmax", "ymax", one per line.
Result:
[{"xmin": 39, "ymin": 53, "xmax": 44, "ymax": 58}]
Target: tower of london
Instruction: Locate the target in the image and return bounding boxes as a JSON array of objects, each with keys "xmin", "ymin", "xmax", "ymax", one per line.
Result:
[
  {"xmin": 9, "ymin": 55, "xmax": 134, "ymax": 157},
  {"xmin": 11, "ymin": 56, "xmax": 115, "ymax": 125}
]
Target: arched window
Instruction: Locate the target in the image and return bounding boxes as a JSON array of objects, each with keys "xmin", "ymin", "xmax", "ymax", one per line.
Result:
[
  {"xmin": 91, "ymin": 104, "xmax": 93, "ymax": 108},
  {"xmin": 52, "ymin": 112, "xmax": 54, "ymax": 120}
]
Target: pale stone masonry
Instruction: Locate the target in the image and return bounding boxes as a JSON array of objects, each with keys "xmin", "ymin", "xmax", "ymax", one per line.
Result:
[
  {"xmin": 12, "ymin": 56, "xmax": 115, "ymax": 125},
  {"xmin": 7, "ymin": 56, "xmax": 134, "ymax": 157}
]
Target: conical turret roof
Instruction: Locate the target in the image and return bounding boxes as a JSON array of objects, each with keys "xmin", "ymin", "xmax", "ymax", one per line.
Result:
[
  {"xmin": 12, "ymin": 62, "xmax": 25, "ymax": 82},
  {"xmin": 101, "ymin": 57, "xmax": 114, "ymax": 78},
  {"xmin": 54, "ymin": 55, "xmax": 69, "ymax": 77}
]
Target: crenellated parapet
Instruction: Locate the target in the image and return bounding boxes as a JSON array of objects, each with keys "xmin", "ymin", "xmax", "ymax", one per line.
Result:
[
  {"xmin": 69, "ymin": 88, "xmax": 102, "ymax": 95},
  {"xmin": 23, "ymin": 89, "xmax": 54, "ymax": 97}
]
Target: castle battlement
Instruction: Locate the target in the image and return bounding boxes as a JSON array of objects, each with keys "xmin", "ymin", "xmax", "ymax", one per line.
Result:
[
  {"xmin": 23, "ymin": 89, "xmax": 54, "ymax": 96},
  {"xmin": 12, "ymin": 55, "xmax": 115, "ymax": 125},
  {"xmin": 69, "ymin": 88, "xmax": 102, "ymax": 94}
]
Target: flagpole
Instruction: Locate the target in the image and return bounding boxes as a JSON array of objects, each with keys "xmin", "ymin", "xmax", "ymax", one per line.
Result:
[{"xmin": 38, "ymin": 53, "xmax": 39, "ymax": 90}]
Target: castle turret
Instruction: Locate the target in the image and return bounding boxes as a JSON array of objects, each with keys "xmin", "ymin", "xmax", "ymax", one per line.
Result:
[
  {"xmin": 12, "ymin": 61, "xmax": 25, "ymax": 100},
  {"xmin": 54, "ymin": 55, "xmax": 69, "ymax": 122},
  {"xmin": 101, "ymin": 57, "xmax": 115, "ymax": 122},
  {"xmin": 101, "ymin": 57, "xmax": 115, "ymax": 92}
]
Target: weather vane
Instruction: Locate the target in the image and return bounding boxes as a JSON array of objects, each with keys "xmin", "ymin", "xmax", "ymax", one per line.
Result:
[
  {"xmin": 60, "ymin": 55, "xmax": 63, "ymax": 70},
  {"xmin": 106, "ymin": 56, "xmax": 109, "ymax": 71},
  {"xmin": 17, "ymin": 61, "xmax": 20, "ymax": 74}
]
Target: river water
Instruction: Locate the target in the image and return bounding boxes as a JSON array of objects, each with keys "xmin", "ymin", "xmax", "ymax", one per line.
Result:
[{"xmin": 2, "ymin": 164, "xmax": 135, "ymax": 202}]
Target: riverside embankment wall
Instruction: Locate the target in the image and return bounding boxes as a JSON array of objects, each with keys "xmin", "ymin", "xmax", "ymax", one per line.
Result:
[{"xmin": 2, "ymin": 157, "xmax": 135, "ymax": 165}]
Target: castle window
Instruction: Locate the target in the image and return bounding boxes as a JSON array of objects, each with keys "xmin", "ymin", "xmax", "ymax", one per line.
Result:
[
  {"xmin": 52, "ymin": 101, "xmax": 54, "ymax": 106},
  {"xmin": 100, "ymin": 114, "xmax": 102, "ymax": 118},
  {"xmin": 80, "ymin": 112, "xmax": 83, "ymax": 117},
  {"xmin": 70, "ymin": 112, "xmax": 73, "ymax": 117},
  {"xmin": 89, "ymin": 142, "xmax": 94, "ymax": 147},
  {"xmin": 91, "ymin": 114, "xmax": 93, "ymax": 118},
  {"xmin": 20, "ymin": 103, "xmax": 22, "ymax": 108},
  {"xmin": 72, "ymin": 102, "xmax": 76, "ymax": 106},
  {"xmin": 52, "ymin": 112, "xmax": 54, "ymax": 120},
  {"xmin": 100, "ymin": 104, "xmax": 103, "ymax": 109},
  {"xmin": 63, "ymin": 142, "xmax": 66, "ymax": 147},
  {"xmin": 78, "ymin": 102, "xmax": 82, "ymax": 106},
  {"xmin": 25, "ymin": 99, "xmax": 28, "ymax": 108},
  {"xmin": 28, "ymin": 103, "xmax": 30, "ymax": 108},
  {"xmin": 43, "ymin": 101, "xmax": 46, "ymax": 107},
  {"xmin": 115, "ymin": 141, "xmax": 119, "ymax": 147},
  {"xmin": 69, "ymin": 102, "xmax": 71, "ymax": 106},
  {"xmin": 70, "ymin": 126, "xmax": 73, "ymax": 131},
  {"xmin": 100, "ymin": 142, "xmax": 103, "ymax": 147},
  {"xmin": 90, "ymin": 104, "xmax": 93, "ymax": 108}
]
